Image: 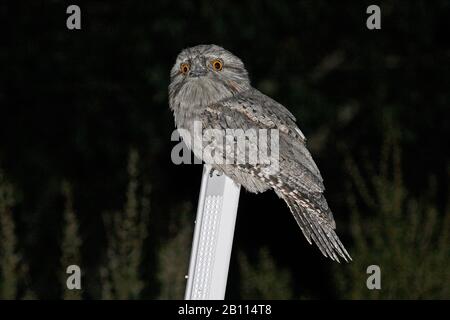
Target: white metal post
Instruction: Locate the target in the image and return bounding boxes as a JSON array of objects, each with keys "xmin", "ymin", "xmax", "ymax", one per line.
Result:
[{"xmin": 185, "ymin": 165, "xmax": 241, "ymax": 300}]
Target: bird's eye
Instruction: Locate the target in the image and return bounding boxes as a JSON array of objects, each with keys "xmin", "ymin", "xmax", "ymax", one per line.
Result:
[
  {"xmin": 180, "ymin": 63, "xmax": 190, "ymax": 75},
  {"xmin": 211, "ymin": 59, "xmax": 223, "ymax": 71}
]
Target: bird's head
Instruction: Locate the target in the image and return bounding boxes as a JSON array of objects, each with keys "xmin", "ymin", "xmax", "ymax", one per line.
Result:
[{"xmin": 169, "ymin": 44, "xmax": 251, "ymax": 109}]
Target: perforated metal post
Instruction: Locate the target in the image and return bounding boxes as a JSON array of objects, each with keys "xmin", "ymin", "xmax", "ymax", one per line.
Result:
[{"xmin": 185, "ymin": 165, "xmax": 241, "ymax": 300}]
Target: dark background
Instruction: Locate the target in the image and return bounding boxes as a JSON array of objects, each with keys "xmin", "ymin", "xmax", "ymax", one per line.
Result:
[{"xmin": 1, "ymin": 0, "xmax": 449, "ymax": 299}]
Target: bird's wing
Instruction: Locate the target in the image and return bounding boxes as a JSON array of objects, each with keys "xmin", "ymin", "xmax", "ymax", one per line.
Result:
[
  {"xmin": 201, "ymin": 90, "xmax": 351, "ymax": 262},
  {"xmin": 203, "ymin": 89, "xmax": 324, "ymax": 192}
]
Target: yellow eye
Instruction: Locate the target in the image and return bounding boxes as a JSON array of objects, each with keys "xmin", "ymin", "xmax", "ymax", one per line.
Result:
[
  {"xmin": 180, "ymin": 63, "xmax": 190, "ymax": 74},
  {"xmin": 211, "ymin": 59, "xmax": 223, "ymax": 71}
]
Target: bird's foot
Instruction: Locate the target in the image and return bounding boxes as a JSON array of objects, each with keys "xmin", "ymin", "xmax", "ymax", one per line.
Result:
[{"xmin": 209, "ymin": 167, "xmax": 223, "ymax": 178}]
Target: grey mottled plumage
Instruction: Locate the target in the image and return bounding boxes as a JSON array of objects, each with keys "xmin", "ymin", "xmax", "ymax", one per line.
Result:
[{"xmin": 169, "ymin": 44, "xmax": 351, "ymax": 262}]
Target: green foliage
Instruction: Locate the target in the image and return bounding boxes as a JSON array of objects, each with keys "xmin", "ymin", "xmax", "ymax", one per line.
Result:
[
  {"xmin": 157, "ymin": 202, "xmax": 193, "ymax": 299},
  {"xmin": 60, "ymin": 181, "xmax": 82, "ymax": 300},
  {"xmin": 0, "ymin": 171, "xmax": 19, "ymax": 299},
  {"xmin": 101, "ymin": 149, "xmax": 150, "ymax": 299},
  {"xmin": 239, "ymin": 247, "xmax": 293, "ymax": 299},
  {"xmin": 2, "ymin": 134, "xmax": 449, "ymax": 299},
  {"xmin": 0, "ymin": 171, "xmax": 35, "ymax": 299},
  {"xmin": 335, "ymin": 132, "xmax": 450, "ymax": 299}
]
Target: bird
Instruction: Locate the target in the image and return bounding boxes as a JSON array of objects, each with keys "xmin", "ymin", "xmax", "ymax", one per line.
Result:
[{"xmin": 168, "ymin": 44, "xmax": 351, "ymax": 262}]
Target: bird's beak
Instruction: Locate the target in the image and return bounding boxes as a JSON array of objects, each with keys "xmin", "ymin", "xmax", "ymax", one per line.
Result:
[{"xmin": 189, "ymin": 67, "xmax": 207, "ymax": 78}]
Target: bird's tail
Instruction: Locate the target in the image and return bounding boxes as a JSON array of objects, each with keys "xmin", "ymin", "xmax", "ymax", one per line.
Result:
[{"xmin": 280, "ymin": 192, "xmax": 352, "ymax": 263}]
